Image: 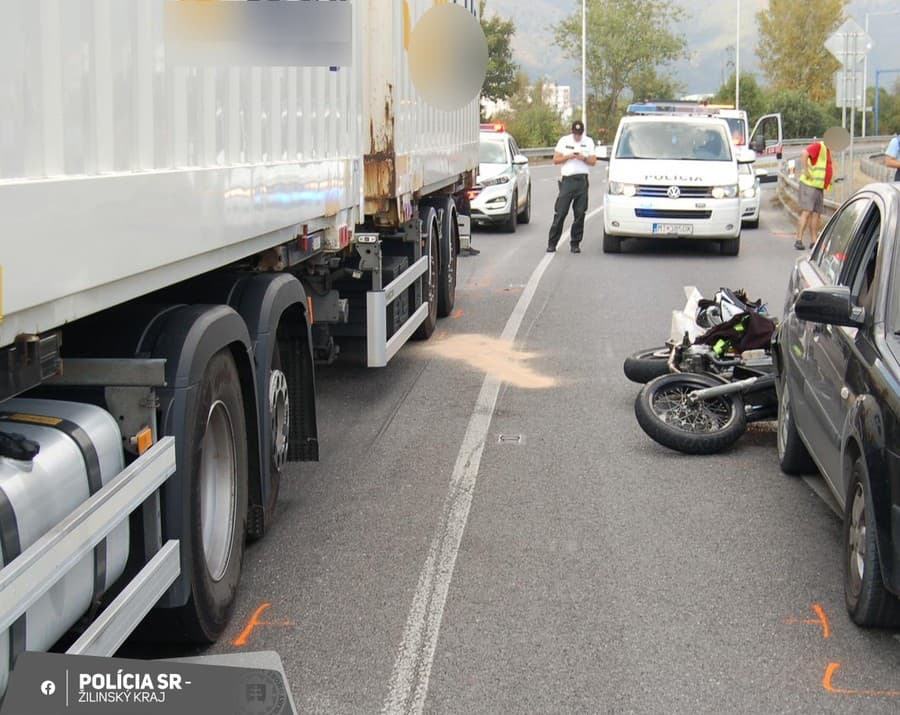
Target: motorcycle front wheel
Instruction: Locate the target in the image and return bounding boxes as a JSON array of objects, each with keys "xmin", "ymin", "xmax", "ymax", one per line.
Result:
[{"xmin": 634, "ymin": 373, "xmax": 747, "ymax": 454}]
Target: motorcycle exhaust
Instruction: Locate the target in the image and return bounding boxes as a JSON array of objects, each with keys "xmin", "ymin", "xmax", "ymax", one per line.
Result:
[{"xmin": 687, "ymin": 376, "xmax": 760, "ymax": 401}]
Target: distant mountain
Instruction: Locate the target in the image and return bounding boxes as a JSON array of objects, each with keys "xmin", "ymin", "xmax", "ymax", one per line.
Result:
[{"xmin": 483, "ymin": 0, "xmax": 899, "ymax": 100}]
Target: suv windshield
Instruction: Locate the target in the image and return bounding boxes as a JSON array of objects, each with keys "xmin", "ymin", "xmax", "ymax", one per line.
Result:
[
  {"xmin": 616, "ymin": 122, "xmax": 732, "ymax": 161},
  {"xmin": 479, "ymin": 139, "xmax": 508, "ymax": 164}
]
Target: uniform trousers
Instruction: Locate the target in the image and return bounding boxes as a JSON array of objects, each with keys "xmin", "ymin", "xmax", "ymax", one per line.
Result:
[{"xmin": 548, "ymin": 174, "xmax": 589, "ymax": 249}]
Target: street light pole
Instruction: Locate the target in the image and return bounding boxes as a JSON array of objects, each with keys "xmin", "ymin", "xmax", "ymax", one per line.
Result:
[
  {"xmin": 735, "ymin": 0, "xmax": 740, "ymax": 111},
  {"xmin": 863, "ymin": 10, "xmax": 899, "ymax": 137},
  {"xmin": 582, "ymin": 0, "xmax": 586, "ymax": 127}
]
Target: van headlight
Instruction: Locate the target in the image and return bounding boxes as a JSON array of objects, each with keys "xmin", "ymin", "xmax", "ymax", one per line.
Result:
[
  {"xmin": 741, "ymin": 185, "xmax": 758, "ymax": 199},
  {"xmin": 711, "ymin": 184, "xmax": 738, "ymax": 199},
  {"xmin": 482, "ymin": 174, "xmax": 510, "ymax": 186},
  {"xmin": 609, "ymin": 182, "xmax": 636, "ymax": 196}
]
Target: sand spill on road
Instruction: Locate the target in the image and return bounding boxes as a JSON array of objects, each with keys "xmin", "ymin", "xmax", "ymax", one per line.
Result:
[{"xmin": 424, "ymin": 333, "xmax": 557, "ymax": 389}]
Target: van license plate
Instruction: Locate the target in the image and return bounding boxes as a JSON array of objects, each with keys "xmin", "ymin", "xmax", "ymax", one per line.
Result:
[{"xmin": 652, "ymin": 223, "xmax": 693, "ymax": 235}]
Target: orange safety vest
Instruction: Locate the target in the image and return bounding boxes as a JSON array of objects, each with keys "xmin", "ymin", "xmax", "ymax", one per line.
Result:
[{"xmin": 800, "ymin": 141, "xmax": 829, "ymax": 190}]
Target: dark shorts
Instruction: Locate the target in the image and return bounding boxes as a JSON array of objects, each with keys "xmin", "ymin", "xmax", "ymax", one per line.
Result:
[{"xmin": 798, "ymin": 182, "xmax": 824, "ymax": 213}]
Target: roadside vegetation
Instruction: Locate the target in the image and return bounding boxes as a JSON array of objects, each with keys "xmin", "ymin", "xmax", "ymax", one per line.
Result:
[{"xmin": 478, "ymin": 0, "xmax": 900, "ymax": 146}]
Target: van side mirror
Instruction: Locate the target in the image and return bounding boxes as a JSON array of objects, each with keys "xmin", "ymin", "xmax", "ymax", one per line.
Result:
[{"xmin": 595, "ymin": 145, "xmax": 610, "ymax": 161}]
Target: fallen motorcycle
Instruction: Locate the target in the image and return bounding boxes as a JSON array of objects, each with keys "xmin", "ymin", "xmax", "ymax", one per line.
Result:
[{"xmin": 628, "ymin": 287, "xmax": 779, "ymax": 455}]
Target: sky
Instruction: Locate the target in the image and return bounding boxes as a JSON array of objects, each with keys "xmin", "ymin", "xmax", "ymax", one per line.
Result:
[{"xmin": 483, "ymin": 0, "xmax": 900, "ymax": 99}]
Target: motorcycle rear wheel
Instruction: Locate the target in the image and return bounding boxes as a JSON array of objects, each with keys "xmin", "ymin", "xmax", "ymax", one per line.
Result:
[
  {"xmin": 623, "ymin": 346, "xmax": 673, "ymax": 384},
  {"xmin": 634, "ymin": 373, "xmax": 747, "ymax": 454}
]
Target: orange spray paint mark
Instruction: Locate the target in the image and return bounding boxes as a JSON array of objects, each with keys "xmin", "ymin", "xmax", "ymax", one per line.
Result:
[
  {"xmin": 232, "ymin": 602, "xmax": 295, "ymax": 647},
  {"xmin": 451, "ymin": 309, "xmax": 463, "ymax": 319},
  {"xmin": 783, "ymin": 603, "xmax": 831, "ymax": 639},
  {"xmin": 823, "ymin": 663, "xmax": 900, "ymax": 697}
]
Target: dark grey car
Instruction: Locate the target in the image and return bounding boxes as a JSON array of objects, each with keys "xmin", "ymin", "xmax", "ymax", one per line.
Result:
[{"xmin": 773, "ymin": 181, "xmax": 900, "ymax": 628}]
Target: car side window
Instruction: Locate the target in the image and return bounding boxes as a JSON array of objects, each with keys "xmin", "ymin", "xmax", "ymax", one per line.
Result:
[
  {"xmin": 509, "ymin": 137, "xmax": 520, "ymax": 158},
  {"xmin": 811, "ymin": 198, "xmax": 870, "ymax": 285},
  {"xmin": 846, "ymin": 205, "xmax": 882, "ymax": 310}
]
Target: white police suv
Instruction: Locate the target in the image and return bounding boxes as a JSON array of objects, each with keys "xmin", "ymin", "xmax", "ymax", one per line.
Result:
[{"xmin": 469, "ymin": 123, "xmax": 532, "ymax": 232}]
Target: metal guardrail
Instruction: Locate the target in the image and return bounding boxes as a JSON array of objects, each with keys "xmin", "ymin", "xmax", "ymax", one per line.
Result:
[{"xmin": 521, "ymin": 136, "xmax": 896, "ymax": 161}]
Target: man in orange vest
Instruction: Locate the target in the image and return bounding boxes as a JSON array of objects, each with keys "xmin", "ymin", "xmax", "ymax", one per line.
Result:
[{"xmin": 794, "ymin": 138, "xmax": 833, "ymax": 250}]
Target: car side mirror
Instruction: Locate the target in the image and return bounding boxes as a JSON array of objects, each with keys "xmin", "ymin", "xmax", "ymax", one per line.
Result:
[
  {"xmin": 795, "ymin": 285, "xmax": 864, "ymax": 327},
  {"xmin": 512, "ymin": 154, "xmax": 529, "ymax": 166},
  {"xmin": 595, "ymin": 145, "xmax": 610, "ymax": 161}
]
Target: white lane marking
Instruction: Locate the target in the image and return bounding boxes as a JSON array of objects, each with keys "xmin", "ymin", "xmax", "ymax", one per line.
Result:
[{"xmin": 383, "ymin": 207, "xmax": 603, "ymax": 714}]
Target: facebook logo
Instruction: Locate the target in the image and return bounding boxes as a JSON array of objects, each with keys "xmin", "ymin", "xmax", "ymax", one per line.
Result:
[{"xmin": 40, "ymin": 680, "xmax": 56, "ymax": 695}]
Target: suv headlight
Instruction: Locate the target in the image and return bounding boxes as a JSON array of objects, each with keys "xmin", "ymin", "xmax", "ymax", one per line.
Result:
[
  {"xmin": 740, "ymin": 185, "xmax": 758, "ymax": 199},
  {"xmin": 609, "ymin": 182, "xmax": 636, "ymax": 196},
  {"xmin": 711, "ymin": 184, "xmax": 738, "ymax": 199},
  {"xmin": 482, "ymin": 174, "xmax": 511, "ymax": 187}
]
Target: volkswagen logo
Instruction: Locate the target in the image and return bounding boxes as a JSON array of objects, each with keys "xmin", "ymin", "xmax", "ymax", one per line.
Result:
[{"xmin": 666, "ymin": 185, "xmax": 681, "ymax": 199}]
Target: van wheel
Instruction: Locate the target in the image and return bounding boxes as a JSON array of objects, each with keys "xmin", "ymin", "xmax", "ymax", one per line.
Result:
[
  {"xmin": 720, "ymin": 236, "xmax": 740, "ymax": 256},
  {"xmin": 602, "ymin": 228, "xmax": 621, "ymax": 253}
]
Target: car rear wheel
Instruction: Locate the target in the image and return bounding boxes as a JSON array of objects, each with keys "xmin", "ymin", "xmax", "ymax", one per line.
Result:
[{"xmin": 844, "ymin": 458, "xmax": 900, "ymax": 627}]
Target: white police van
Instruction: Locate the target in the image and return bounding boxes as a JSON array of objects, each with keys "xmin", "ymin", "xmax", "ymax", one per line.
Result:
[{"xmin": 599, "ymin": 109, "xmax": 754, "ymax": 256}]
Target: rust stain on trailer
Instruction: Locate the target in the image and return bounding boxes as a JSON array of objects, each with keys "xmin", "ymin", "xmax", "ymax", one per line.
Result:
[
  {"xmin": 424, "ymin": 334, "xmax": 557, "ymax": 389},
  {"xmin": 366, "ymin": 92, "xmax": 396, "ymax": 203}
]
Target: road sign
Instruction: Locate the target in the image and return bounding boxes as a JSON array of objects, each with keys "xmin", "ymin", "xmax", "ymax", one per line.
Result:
[
  {"xmin": 835, "ymin": 70, "xmax": 864, "ymax": 108},
  {"xmin": 825, "ymin": 18, "xmax": 871, "ymax": 67}
]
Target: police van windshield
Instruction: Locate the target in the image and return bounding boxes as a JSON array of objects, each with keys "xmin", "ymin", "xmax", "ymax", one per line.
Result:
[{"xmin": 615, "ymin": 122, "xmax": 733, "ymax": 161}]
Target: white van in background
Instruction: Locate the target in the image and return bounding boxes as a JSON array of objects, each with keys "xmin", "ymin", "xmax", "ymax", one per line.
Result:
[{"xmin": 599, "ymin": 114, "xmax": 755, "ymax": 256}]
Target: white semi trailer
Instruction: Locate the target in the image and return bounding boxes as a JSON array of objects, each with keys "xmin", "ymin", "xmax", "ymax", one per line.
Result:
[{"xmin": 0, "ymin": 0, "xmax": 478, "ymax": 691}]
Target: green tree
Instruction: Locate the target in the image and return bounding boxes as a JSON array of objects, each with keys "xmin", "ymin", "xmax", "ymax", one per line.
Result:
[
  {"xmin": 755, "ymin": 0, "xmax": 846, "ymax": 104},
  {"xmin": 763, "ymin": 89, "xmax": 832, "ymax": 138},
  {"xmin": 713, "ymin": 73, "xmax": 767, "ymax": 126},
  {"xmin": 554, "ymin": 0, "xmax": 690, "ymax": 137},
  {"xmin": 478, "ymin": 1, "xmax": 519, "ymax": 104},
  {"xmin": 496, "ymin": 79, "xmax": 567, "ymax": 148}
]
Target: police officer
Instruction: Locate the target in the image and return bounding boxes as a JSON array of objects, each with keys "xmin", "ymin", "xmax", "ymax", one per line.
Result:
[{"xmin": 547, "ymin": 120, "xmax": 596, "ymax": 253}]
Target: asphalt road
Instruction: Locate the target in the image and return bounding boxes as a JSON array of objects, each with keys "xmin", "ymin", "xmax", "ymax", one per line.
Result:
[{"xmin": 201, "ymin": 165, "xmax": 900, "ymax": 713}]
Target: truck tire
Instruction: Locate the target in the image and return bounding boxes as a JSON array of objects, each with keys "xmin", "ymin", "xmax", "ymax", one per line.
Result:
[
  {"xmin": 413, "ymin": 214, "xmax": 439, "ymax": 340},
  {"xmin": 177, "ymin": 349, "xmax": 249, "ymax": 642},
  {"xmin": 265, "ymin": 344, "xmax": 289, "ymax": 518},
  {"xmin": 435, "ymin": 198, "xmax": 458, "ymax": 317}
]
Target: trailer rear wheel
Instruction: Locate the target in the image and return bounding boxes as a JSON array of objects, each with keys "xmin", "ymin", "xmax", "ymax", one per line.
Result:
[
  {"xmin": 436, "ymin": 200, "xmax": 458, "ymax": 318},
  {"xmin": 180, "ymin": 349, "xmax": 248, "ymax": 641},
  {"xmin": 414, "ymin": 215, "xmax": 439, "ymax": 340},
  {"xmin": 265, "ymin": 344, "xmax": 289, "ymax": 516}
]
